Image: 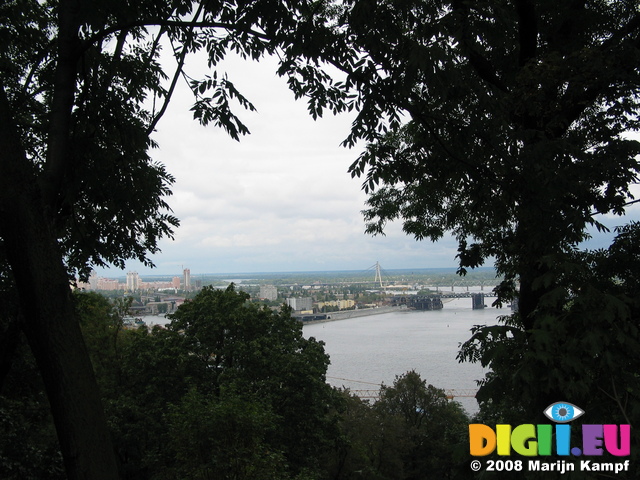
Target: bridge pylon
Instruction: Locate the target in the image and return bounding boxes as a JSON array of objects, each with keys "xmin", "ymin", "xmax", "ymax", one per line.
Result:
[{"xmin": 374, "ymin": 261, "xmax": 384, "ymax": 289}]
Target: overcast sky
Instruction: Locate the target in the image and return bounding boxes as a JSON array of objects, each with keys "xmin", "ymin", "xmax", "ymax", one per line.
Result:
[{"xmin": 96, "ymin": 54, "xmax": 640, "ymax": 277}]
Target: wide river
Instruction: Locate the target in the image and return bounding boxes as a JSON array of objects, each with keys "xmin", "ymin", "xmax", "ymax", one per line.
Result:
[{"xmin": 303, "ymin": 294, "xmax": 512, "ymax": 414}]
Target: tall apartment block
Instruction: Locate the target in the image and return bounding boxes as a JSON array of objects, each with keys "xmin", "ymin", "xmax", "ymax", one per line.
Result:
[
  {"xmin": 286, "ymin": 297, "xmax": 313, "ymax": 311},
  {"xmin": 183, "ymin": 268, "xmax": 191, "ymax": 291},
  {"xmin": 126, "ymin": 271, "xmax": 140, "ymax": 291}
]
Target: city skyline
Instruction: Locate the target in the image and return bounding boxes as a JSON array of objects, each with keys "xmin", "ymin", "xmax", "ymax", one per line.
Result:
[{"xmin": 96, "ymin": 54, "xmax": 640, "ymax": 278}]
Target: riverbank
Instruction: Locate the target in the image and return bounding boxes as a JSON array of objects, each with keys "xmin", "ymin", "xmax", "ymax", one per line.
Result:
[{"xmin": 299, "ymin": 305, "xmax": 406, "ymax": 324}]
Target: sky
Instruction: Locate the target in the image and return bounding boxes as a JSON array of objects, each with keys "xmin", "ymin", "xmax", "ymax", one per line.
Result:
[{"xmin": 96, "ymin": 53, "xmax": 640, "ymax": 278}]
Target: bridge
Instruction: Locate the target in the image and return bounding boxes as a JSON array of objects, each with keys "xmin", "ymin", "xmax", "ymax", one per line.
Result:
[
  {"xmin": 391, "ymin": 292, "xmax": 491, "ymax": 310},
  {"xmin": 438, "ymin": 291, "xmax": 497, "ymax": 299},
  {"xmin": 390, "ymin": 295, "xmax": 444, "ymax": 310}
]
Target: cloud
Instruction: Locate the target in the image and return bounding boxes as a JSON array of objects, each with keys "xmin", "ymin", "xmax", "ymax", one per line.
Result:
[{"xmin": 94, "ymin": 53, "xmax": 640, "ymax": 277}]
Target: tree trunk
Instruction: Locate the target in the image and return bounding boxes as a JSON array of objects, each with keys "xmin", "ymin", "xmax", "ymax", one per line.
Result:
[{"xmin": 0, "ymin": 89, "xmax": 120, "ymax": 480}]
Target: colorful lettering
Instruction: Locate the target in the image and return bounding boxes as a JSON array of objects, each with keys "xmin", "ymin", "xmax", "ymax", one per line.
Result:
[
  {"xmin": 556, "ymin": 424, "xmax": 571, "ymax": 456},
  {"xmin": 537, "ymin": 424, "xmax": 552, "ymax": 455},
  {"xmin": 496, "ymin": 424, "xmax": 512, "ymax": 455},
  {"xmin": 603, "ymin": 425, "xmax": 630, "ymax": 456},
  {"xmin": 511, "ymin": 424, "xmax": 537, "ymax": 456},
  {"xmin": 469, "ymin": 424, "xmax": 496, "ymax": 456},
  {"xmin": 469, "ymin": 423, "xmax": 631, "ymax": 457}
]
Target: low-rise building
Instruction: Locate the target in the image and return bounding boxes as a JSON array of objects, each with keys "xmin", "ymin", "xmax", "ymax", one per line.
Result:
[{"xmin": 260, "ymin": 285, "xmax": 278, "ymax": 301}]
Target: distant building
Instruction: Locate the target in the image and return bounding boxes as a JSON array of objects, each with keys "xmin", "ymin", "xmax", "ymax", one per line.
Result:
[
  {"xmin": 260, "ymin": 285, "xmax": 278, "ymax": 301},
  {"xmin": 96, "ymin": 277, "xmax": 123, "ymax": 290},
  {"xmin": 126, "ymin": 271, "xmax": 140, "ymax": 291},
  {"xmin": 84, "ymin": 271, "xmax": 188, "ymax": 292},
  {"xmin": 286, "ymin": 297, "xmax": 313, "ymax": 311},
  {"xmin": 183, "ymin": 268, "xmax": 191, "ymax": 291},
  {"xmin": 88, "ymin": 270, "xmax": 99, "ymax": 290},
  {"xmin": 316, "ymin": 299, "xmax": 355, "ymax": 311}
]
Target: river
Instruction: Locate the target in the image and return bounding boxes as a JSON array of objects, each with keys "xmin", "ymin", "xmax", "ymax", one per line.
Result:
[
  {"xmin": 141, "ymin": 288, "xmax": 509, "ymax": 414},
  {"xmin": 303, "ymin": 295, "xmax": 511, "ymax": 414}
]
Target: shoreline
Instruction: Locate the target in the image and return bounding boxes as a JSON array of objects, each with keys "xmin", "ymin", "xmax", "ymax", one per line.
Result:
[{"xmin": 299, "ymin": 305, "xmax": 407, "ymax": 324}]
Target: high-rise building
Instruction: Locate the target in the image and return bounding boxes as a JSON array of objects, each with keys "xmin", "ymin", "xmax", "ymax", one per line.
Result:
[
  {"xmin": 126, "ymin": 271, "xmax": 140, "ymax": 291},
  {"xmin": 286, "ymin": 297, "xmax": 312, "ymax": 311},
  {"xmin": 88, "ymin": 270, "xmax": 98, "ymax": 290},
  {"xmin": 183, "ymin": 268, "xmax": 191, "ymax": 291}
]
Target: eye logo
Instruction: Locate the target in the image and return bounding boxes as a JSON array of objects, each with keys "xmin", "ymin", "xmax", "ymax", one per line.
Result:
[{"xmin": 543, "ymin": 402, "xmax": 584, "ymax": 423}]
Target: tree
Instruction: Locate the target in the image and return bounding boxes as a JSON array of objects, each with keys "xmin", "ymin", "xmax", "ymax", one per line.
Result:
[
  {"xmin": 57, "ymin": 286, "xmax": 337, "ymax": 478},
  {"xmin": 324, "ymin": 372, "xmax": 470, "ymax": 480},
  {"xmin": 375, "ymin": 371, "xmax": 470, "ymax": 479},
  {"xmin": 168, "ymin": 285, "xmax": 337, "ymax": 475},
  {"xmin": 167, "ymin": 389, "xmax": 289, "ymax": 480},
  {"xmin": 327, "ymin": 392, "xmax": 411, "ymax": 480},
  {"xmin": 0, "ymin": 1, "xmax": 351, "ymax": 477},
  {"xmin": 460, "ymin": 222, "xmax": 640, "ymax": 465},
  {"xmin": 336, "ymin": 1, "xmax": 640, "ymax": 408},
  {"xmin": 0, "ymin": 314, "xmax": 65, "ymax": 480}
]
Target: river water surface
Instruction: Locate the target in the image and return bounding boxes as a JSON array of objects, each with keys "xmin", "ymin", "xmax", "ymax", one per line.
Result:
[
  {"xmin": 303, "ymin": 296, "xmax": 511, "ymax": 414},
  {"xmin": 143, "ymin": 289, "xmax": 510, "ymax": 414}
]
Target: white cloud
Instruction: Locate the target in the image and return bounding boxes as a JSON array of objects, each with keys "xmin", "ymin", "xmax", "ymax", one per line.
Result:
[{"xmin": 95, "ymin": 53, "xmax": 640, "ymax": 277}]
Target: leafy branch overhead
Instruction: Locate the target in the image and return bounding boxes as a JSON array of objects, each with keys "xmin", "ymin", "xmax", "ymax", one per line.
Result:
[
  {"xmin": 0, "ymin": 2, "xmax": 356, "ymax": 479},
  {"xmin": 0, "ymin": 0, "xmax": 354, "ymax": 281},
  {"xmin": 337, "ymin": 1, "xmax": 640, "ymax": 310}
]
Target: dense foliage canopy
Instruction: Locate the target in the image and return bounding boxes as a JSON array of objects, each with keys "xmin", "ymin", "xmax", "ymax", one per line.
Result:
[
  {"xmin": 0, "ymin": 1, "xmax": 350, "ymax": 476},
  {"xmin": 333, "ymin": 0, "xmax": 640, "ymax": 426},
  {"xmin": 1, "ymin": 287, "xmax": 472, "ymax": 479},
  {"xmin": 3, "ymin": 0, "xmax": 640, "ymax": 477},
  {"xmin": 337, "ymin": 0, "xmax": 640, "ymax": 320}
]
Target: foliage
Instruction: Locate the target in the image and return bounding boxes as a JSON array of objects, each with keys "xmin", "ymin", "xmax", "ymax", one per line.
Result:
[
  {"xmin": 74, "ymin": 292, "xmax": 126, "ymax": 380},
  {"xmin": 460, "ymin": 222, "xmax": 640, "ymax": 476},
  {"xmin": 326, "ymin": 392, "xmax": 411, "ymax": 480},
  {"xmin": 2, "ymin": 286, "xmax": 477, "ymax": 479},
  {"xmin": 375, "ymin": 371, "xmax": 471, "ymax": 479},
  {"xmin": 36, "ymin": 285, "xmax": 337, "ymax": 478},
  {"xmin": 167, "ymin": 285, "xmax": 337, "ymax": 475},
  {"xmin": 328, "ymin": 0, "xmax": 640, "ymax": 431},
  {"xmin": 167, "ymin": 389, "xmax": 288, "ymax": 480},
  {"xmin": 0, "ymin": 327, "xmax": 64, "ymax": 480},
  {"xmin": 0, "ymin": 0, "xmax": 348, "ymax": 280},
  {"xmin": 10, "ymin": 0, "xmax": 640, "ymax": 476},
  {"xmin": 0, "ymin": 0, "xmax": 353, "ymax": 476},
  {"xmin": 323, "ymin": 372, "xmax": 471, "ymax": 480},
  {"xmin": 336, "ymin": 0, "xmax": 640, "ymax": 318}
]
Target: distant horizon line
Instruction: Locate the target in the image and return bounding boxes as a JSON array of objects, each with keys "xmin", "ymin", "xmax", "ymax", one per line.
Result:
[{"xmin": 95, "ymin": 265, "xmax": 496, "ymax": 279}]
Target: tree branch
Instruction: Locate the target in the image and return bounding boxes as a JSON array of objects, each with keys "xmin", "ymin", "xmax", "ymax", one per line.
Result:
[
  {"xmin": 591, "ymin": 197, "xmax": 640, "ymax": 216},
  {"xmin": 513, "ymin": 0, "xmax": 537, "ymax": 66},
  {"xmin": 552, "ymin": 12, "xmax": 640, "ymax": 138},
  {"xmin": 147, "ymin": 2, "xmax": 206, "ymax": 135},
  {"xmin": 451, "ymin": 1, "xmax": 509, "ymax": 93},
  {"xmin": 40, "ymin": 0, "xmax": 82, "ymax": 216},
  {"xmin": 82, "ymin": 18, "xmax": 270, "ymax": 53}
]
